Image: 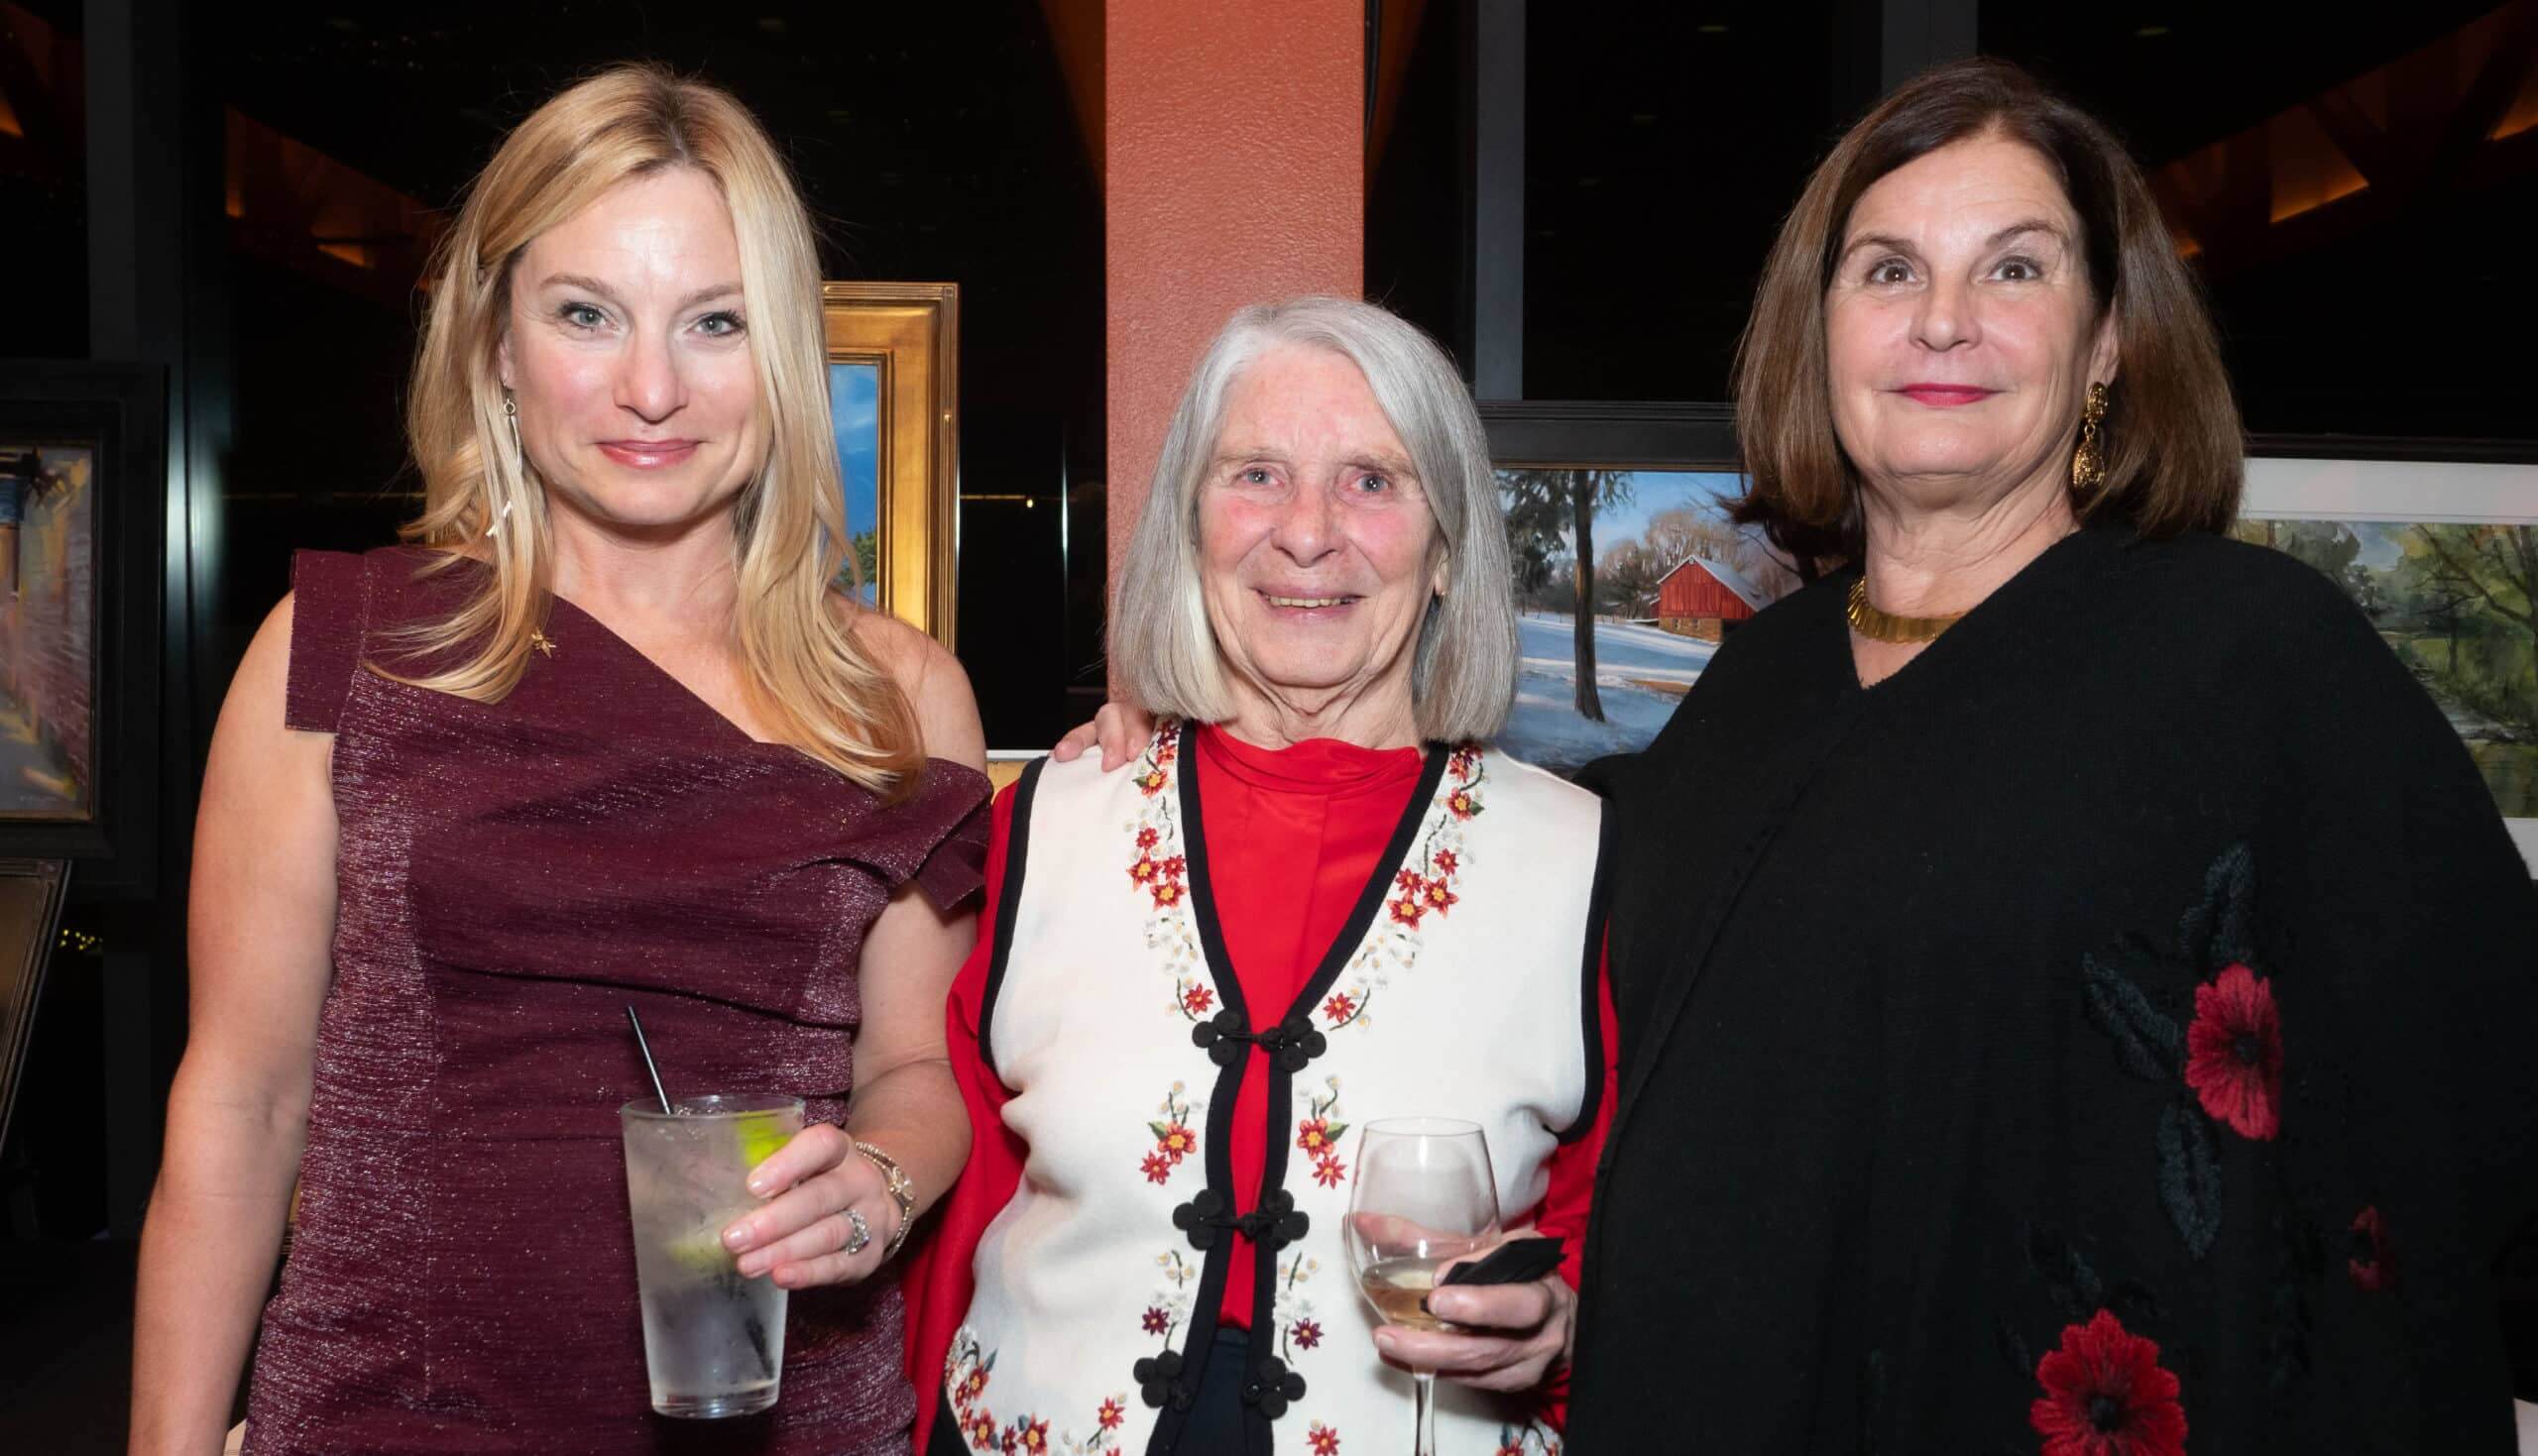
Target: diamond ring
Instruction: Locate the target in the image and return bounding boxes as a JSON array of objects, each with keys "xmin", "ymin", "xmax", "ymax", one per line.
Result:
[{"xmin": 841, "ymin": 1206, "xmax": 872, "ymax": 1256}]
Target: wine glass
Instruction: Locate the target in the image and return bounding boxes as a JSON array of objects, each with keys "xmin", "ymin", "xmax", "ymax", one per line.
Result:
[{"xmin": 1341, "ymin": 1117, "xmax": 1502, "ymax": 1456}]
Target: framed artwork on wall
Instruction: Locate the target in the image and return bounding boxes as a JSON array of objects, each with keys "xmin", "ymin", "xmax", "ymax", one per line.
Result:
[
  {"xmin": 1478, "ymin": 401, "xmax": 1773, "ymax": 775},
  {"xmin": 0, "ymin": 363, "xmax": 165, "ymax": 892},
  {"xmin": 823, "ymin": 281, "xmax": 960, "ymax": 649},
  {"xmin": 2238, "ymin": 455, "xmax": 2538, "ymax": 874}
]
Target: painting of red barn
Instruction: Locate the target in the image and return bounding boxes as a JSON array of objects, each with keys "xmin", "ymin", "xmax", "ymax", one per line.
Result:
[
  {"xmin": 1499, "ymin": 469, "xmax": 1804, "ymax": 774},
  {"xmin": 1653, "ymin": 554, "xmax": 1770, "ymax": 640}
]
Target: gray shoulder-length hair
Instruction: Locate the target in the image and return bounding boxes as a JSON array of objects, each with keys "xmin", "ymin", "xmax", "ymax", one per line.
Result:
[{"xmin": 1110, "ymin": 296, "xmax": 1518, "ymax": 743}]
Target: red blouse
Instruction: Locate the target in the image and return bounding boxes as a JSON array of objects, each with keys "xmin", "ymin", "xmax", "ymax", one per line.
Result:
[{"xmin": 904, "ymin": 727, "xmax": 1617, "ymax": 1438}]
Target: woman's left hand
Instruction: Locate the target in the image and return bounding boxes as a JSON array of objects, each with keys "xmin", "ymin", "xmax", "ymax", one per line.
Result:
[
  {"xmin": 719, "ymin": 1123, "xmax": 898, "ymax": 1289},
  {"xmin": 1370, "ymin": 1249, "xmax": 1576, "ymax": 1394}
]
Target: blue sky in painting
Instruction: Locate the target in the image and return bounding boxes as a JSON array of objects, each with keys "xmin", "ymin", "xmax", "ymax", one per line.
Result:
[
  {"xmin": 830, "ymin": 362, "xmax": 878, "ymax": 539},
  {"xmin": 1529, "ymin": 470, "xmax": 1748, "ymax": 553},
  {"xmin": 829, "ymin": 363, "xmax": 878, "ymax": 602}
]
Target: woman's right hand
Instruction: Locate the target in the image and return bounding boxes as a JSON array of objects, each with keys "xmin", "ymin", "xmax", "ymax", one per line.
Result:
[{"xmin": 1049, "ymin": 702, "xmax": 1156, "ymax": 771}]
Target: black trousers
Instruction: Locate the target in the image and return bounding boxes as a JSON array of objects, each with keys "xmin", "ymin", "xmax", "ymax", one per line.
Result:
[{"xmin": 927, "ymin": 1328, "xmax": 1251, "ymax": 1455}]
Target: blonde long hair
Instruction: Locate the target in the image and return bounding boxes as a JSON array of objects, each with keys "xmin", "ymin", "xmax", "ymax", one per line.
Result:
[{"xmin": 399, "ymin": 62, "xmax": 920, "ymax": 791}]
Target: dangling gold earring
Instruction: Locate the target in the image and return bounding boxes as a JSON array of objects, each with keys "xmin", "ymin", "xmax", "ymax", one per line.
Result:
[
  {"xmin": 489, "ymin": 393, "xmax": 524, "ymax": 537},
  {"xmin": 2069, "ymin": 382, "xmax": 2109, "ymax": 492}
]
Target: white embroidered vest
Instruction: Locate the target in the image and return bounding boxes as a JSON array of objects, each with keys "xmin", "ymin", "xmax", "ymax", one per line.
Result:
[{"xmin": 944, "ymin": 725, "xmax": 1600, "ymax": 1456}]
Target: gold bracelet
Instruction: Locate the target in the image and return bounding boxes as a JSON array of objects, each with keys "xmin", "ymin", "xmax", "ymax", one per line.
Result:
[{"xmin": 852, "ymin": 1140, "xmax": 917, "ymax": 1259}]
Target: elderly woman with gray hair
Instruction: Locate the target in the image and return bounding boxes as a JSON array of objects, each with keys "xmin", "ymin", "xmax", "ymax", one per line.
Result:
[{"xmin": 904, "ymin": 296, "xmax": 1616, "ymax": 1456}]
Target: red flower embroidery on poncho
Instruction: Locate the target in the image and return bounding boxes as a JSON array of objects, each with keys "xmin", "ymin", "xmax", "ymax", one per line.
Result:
[
  {"xmin": 2028, "ymin": 1309, "xmax": 2187, "ymax": 1456},
  {"xmin": 1312, "ymin": 1156, "xmax": 1347, "ymax": 1188},
  {"xmin": 1386, "ymin": 895, "xmax": 1427, "ymax": 928},
  {"xmin": 2183, "ymin": 962, "xmax": 2282, "ymax": 1141},
  {"xmin": 1140, "ymin": 1152, "xmax": 1172, "ymax": 1184},
  {"xmin": 1296, "ymin": 1117, "xmax": 1337, "ymax": 1157},
  {"xmin": 1010, "ymin": 1416, "xmax": 1049, "ymax": 1453},
  {"xmin": 1140, "ymin": 1305, "xmax": 1170, "ymax": 1335},
  {"xmin": 2349, "ymin": 1204, "xmax": 2394, "ymax": 1291},
  {"xmin": 1097, "ymin": 1397, "xmax": 1125, "ymax": 1429},
  {"xmin": 1420, "ymin": 877, "xmax": 1458, "ymax": 915},
  {"xmin": 1290, "ymin": 1317, "xmax": 1323, "ymax": 1350},
  {"xmin": 1182, "ymin": 984, "xmax": 1214, "ymax": 1016},
  {"xmin": 1322, "ymin": 992, "xmax": 1357, "ymax": 1024},
  {"xmin": 1307, "ymin": 1422, "xmax": 1341, "ymax": 1455}
]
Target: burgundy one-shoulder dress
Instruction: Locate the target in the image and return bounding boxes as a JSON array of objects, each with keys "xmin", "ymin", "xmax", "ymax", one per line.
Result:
[{"xmin": 240, "ymin": 548, "xmax": 988, "ymax": 1456}]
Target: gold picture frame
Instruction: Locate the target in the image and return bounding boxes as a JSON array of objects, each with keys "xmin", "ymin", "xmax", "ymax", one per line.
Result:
[{"xmin": 822, "ymin": 281, "xmax": 961, "ymax": 648}]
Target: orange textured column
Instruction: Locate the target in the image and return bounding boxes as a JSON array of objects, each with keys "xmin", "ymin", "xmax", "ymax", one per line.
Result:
[{"xmin": 1104, "ymin": 0, "xmax": 1365, "ymax": 610}]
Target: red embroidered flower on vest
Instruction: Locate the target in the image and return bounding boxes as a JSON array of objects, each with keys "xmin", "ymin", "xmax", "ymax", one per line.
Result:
[
  {"xmin": 1290, "ymin": 1317, "xmax": 1324, "ymax": 1349},
  {"xmin": 1307, "ymin": 1422, "xmax": 1341, "ymax": 1455},
  {"xmin": 2028, "ymin": 1309, "xmax": 2187, "ymax": 1456},
  {"xmin": 2183, "ymin": 963, "xmax": 2282, "ymax": 1140}
]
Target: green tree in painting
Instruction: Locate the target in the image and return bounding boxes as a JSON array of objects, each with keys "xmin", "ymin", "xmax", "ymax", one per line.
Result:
[
  {"xmin": 2395, "ymin": 524, "xmax": 2538, "ymax": 743},
  {"xmin": 1499, "ymin": 469, "xmax": 1634, "ymax": 722},
  {"xmin": 852, "ymin": 530, "xmax": 879, "ymax": 594}
]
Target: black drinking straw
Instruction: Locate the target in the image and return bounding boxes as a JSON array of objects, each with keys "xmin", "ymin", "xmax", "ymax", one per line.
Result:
[{"xmin": 625, "ymin": 1005, "xmax": 673, "ymax": 1114}]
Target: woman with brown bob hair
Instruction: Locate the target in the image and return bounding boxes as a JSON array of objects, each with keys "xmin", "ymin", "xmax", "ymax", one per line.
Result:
[
  {"xmin": 132, "ymin": 64, "xmax": 989, "ymax": 1454},
  {"xmin": 1561, "ymin": 57, "xmax": 2538, "ymax": 1452}
]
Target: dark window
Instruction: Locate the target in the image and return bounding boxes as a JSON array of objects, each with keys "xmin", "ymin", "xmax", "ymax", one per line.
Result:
[
  {"xmin": 1520, "ymin": 0, "xmax": 1879, "ymax": 402},
  {"xmin": 1984, "ymin": 2, "xmax": 2538, "ymax": 444}
]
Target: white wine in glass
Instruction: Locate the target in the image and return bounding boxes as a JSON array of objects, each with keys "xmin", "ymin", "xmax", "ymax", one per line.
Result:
[{"xmin": 1342, "ymin": 1118, "xmax": 1501, "ymax": 1456}]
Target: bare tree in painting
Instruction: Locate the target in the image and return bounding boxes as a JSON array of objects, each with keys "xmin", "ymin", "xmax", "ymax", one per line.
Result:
[{"xmin": 1500, "ymin": 469, "xmax": 1633, "ymax": 722}]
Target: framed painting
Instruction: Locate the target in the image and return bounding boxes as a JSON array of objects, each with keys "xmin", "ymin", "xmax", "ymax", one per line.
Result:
[
  {"xmin": 2238, "ymin": 455, "xmax": 2538, "ymax": 873},
  {"xmin": 823, "ymin": 281, "xmax": 960, "ymax": 648},
  {"xmin": 0, "ymin": 363, "xmax": 164, "ymax": 890},
  {"xmin": 1492, "ymin": 464, "xmax": 1803, "ymax": 774}
]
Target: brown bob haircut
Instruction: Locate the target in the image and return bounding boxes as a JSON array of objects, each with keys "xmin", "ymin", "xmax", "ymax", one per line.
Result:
[{"xmin": 1733, "ymin": 58, "xmax": 2243, "ymax": 561}]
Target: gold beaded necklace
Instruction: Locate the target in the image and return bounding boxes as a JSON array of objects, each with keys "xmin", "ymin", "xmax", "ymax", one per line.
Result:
[{"xmin": 1845, "ymin": 578, "xmax": 1963, "ymax": 644}]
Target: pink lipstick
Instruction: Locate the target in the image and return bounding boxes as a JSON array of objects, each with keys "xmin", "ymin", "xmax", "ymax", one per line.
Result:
[
  {"xmin": 1897, "ymin": 385, "xmax": 1996, "ymax": 407},
  {"xmin": 598, "ymin": 439, "xmax": 701, "ymax": 468}
]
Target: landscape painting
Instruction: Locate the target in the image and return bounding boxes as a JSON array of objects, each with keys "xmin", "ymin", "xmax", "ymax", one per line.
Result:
[
  {"xmin": 0, "ymin": 443, "xmax": 96, "ymax": 821},
  {"xmin": 829, "ymin": 360, "xmax": 881, "ymax": 604},
  {"xmin": 1497, "ymin": 468, "xmax": 1804, "ymax": 774},
  {"xmin": 2233, "ymin": 516, "xmax": 2536, "ymax": 826}
]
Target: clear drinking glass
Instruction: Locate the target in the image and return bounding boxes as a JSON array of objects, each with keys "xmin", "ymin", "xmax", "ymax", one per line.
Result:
[
  {"xmin": 620, "ymin": 1093, "xmax": 803, "ymax": 1417},
  {"xmin": 1341, "ymin": 1117, "xmax": 1502, "ymax": 1456}
]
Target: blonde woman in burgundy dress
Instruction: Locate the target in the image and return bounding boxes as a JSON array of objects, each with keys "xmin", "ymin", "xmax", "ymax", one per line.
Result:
[{"xmin": 130, "ymin": 66, "xmax": 987, "ymax": 1455}]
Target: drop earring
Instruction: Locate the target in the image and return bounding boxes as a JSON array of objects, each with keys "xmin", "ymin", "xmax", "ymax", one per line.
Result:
[
  {"xmin": 489, "ymin": 394, "xmax": 523, "ymax": 537},
  {"xmin": 2069, "ymin": 382, "xmax": 2110, "ymax": 493}
]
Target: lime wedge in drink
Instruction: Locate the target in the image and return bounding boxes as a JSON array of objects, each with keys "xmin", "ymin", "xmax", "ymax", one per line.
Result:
[{"xmin": 735, "ymin": 1110, "xmax": 792, "ymax": 1171}]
